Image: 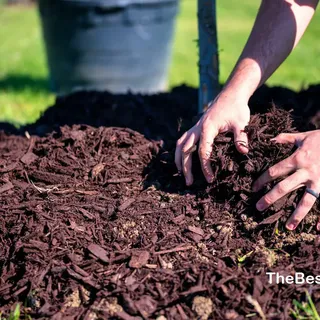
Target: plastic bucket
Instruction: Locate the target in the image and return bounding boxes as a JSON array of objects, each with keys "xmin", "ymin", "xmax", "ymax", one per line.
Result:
[{"xmin": 38, "ymin": 0, "xmax": 179, "ymax": 95}]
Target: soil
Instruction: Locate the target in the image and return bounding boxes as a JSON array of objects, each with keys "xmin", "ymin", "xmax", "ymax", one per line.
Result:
[{"xmin": 1, "ymin": 84, "xmax": 320, "ymax": 319}]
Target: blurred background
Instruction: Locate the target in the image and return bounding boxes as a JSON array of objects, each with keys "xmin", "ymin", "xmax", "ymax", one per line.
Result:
[{"xmin": 0, "ymin": 0, "xmax": 320, "ymax": 126}]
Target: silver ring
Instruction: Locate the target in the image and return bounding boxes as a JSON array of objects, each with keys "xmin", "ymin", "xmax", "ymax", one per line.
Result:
[{"xmin": 306, "ymin": 188, "xmax": 319, "ymax": 199}]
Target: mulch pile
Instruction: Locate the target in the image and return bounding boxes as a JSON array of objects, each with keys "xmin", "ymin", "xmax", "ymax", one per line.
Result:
[{"xmin": 1, "ymin": 85, "xmax": 320, "ymax": 319}]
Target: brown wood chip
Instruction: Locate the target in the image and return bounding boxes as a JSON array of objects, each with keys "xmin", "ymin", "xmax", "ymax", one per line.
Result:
[
  {"xmin": 259, "ymin": 210, "xmax": 285, "ymax": 225},
  {"xmin": 129, "ymin": 250, "xmax": 150, "ymax": 269},
  {"xmin": 87, "ymin": 244, "xmax": 109, "ymax": 263},
  {"xmin": 105, "ymin": 178, "xmax": 134, "ymax": 184},
  {"xmin": 0, "ymin": 182, "xmax": 13, "ymax": 194},
  {"xmin": 21, "ymin": 152, "xmax": 38, "ymax": 165},
  {"xmin": 118, "ymin": 198, "xmax": 135, "ymax": 212},
  {"xmin": 187, "ymin": 226, "xmax": 204, "ymax": 236},
  {"xmin": 75, "ymin": 189, "xmax": 99, "ymax": 196},
  {"xmin": 0, "ymin": 162, "xmax": 17, "ymax": 173}
]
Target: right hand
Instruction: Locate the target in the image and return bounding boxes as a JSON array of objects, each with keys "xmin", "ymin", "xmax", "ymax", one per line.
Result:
[{"xmin": 175, "ymin": 93, "xmax": 251, "ymax": 186}]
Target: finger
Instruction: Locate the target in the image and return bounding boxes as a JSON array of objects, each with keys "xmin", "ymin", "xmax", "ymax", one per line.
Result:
[
  {"xmin": 198, "ymin": 125, "xmax": 218, "ymax": 183},
  {"xmin": 175, "ymin": 131, "xmax": 189, "ymax": 172},
  {"xmin": 286, "ymin": 190, "xmax": 317, "ymax": 230},
  {"xmin": 252, "ymin": 154, "xmax": 296, "ymax": 192},
  {"xmin": 233, "ymin": 125, "xmax": 249, "ymax": 154},
  {"xmin": 317, "ymin": 217, "xmax": 320, "ymax": 232},
  {"xmin": 271, "ymin": 132, "xmax": 307, "ymax": 146},
  {"xmin": 256, "ymin": 169, "xmax": 307, "ymax": 211},
  {"xmin": 317, "ymin": 217, "xmax": 320, "ymax": 231},
  {"xmin": 182, "ymin": 131, "xmax": 200, "ymax": 186}
]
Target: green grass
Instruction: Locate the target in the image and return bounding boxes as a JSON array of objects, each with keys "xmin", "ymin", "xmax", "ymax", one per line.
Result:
[
  {"xmin": 291, "ymin": 291, "xmax": 320, "ymax": 320},
  {"xmin": 0, "ymin": 4, "xmax": 54, "ymax": 126},
  {"xmin": 1, "ymin": 1, "xmax": 320, "ymax": 125},
  {"xmin": 0, "ymin": 304, "xmax": 20, "ymax": 320},
  {"xmin": 171, "ymin": 0, "xmax": 320, "ymax": 89}
]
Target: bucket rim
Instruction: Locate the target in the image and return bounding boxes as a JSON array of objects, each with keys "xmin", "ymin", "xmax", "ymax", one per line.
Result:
[{"xmin": 51, "ymin": 0, "xmax": 178, "ymax": 7}]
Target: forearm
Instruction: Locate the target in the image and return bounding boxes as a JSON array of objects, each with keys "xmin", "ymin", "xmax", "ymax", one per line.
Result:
[{"xmin": 221, "ymin": 0, "xmax": 318, "ymax": 100}]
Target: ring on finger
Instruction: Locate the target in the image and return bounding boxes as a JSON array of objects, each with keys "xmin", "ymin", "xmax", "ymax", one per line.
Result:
[{"xmin": 305, "ymin": 187, "xmax": 319, "ymax": 199}]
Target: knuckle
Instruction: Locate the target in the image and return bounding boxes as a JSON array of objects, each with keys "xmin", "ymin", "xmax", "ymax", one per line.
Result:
[
  {"xmin": 176, "ymin": 132, "xmax": 189, "ymax": 147},
  {"xmin": 263, "ymin": 195, "xmax": 273, "ymax": 206},
  {"xmin": 176, "ymin": 138, "xmax": 183, "ymax": 148},
  {"xmin": 308, "ymin": 164, "xmax": 318, "ymax": 175},
  {"xmin": 182, "ymin": 145, "xmax": 190, "ymax": 154},
  {"xmin": 275, "ymin": 182, "xmax": 288, "ymax": 195},
  {"xmin": 295, "ymin": 149, "xmax": 309, "ymax": 165},
  {"xmin": 300, "ymin": 196, "xmax": 313, "ymax": 208},
  {"xmin": 268, "ymin": 167, "xmax": 277, "ymax": 179}
]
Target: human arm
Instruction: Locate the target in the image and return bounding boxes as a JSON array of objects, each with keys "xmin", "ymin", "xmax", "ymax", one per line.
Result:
[
  {"xmin": 175, "ymin": 0, "xmax": 319, "ymax": 185},
  {"xmin": 224, "ymin": 0, "xmax": 318, "ymax": 98}
]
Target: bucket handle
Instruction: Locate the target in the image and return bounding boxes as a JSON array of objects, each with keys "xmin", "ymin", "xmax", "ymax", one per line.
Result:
[
  {"xmin": 83, "ymin": 7, "xmax": 124, "ymax": 27},
  {"xmin": 82, "ymin": 3, "xmax": 177, "ymax": 27}
]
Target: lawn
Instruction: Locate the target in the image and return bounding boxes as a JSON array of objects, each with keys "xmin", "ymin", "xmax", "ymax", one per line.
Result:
[{"xmin": 1, "ymin": 1, "xmax": 320, "ymax": 125}]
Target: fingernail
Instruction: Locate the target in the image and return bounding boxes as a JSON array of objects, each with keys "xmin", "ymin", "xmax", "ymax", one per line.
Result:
[
  {"xmin": 186, "ymin": 179, "xmax": 191, "ymax": 186},
  {"xmin": 256, "ymin": 202, "xmax": 264, "ymax": 211},
  {"xmin": 317, "ymin": 223, "xmax": 320, "ymax": 231},
  {"xmin": 287, "ymin": 223, "xmax": 295, "ymax": 230},
  {"xmin": 238, "ymin": 142, "xmax": 247, "ymax": 147},
  {"xmin": 238, "ymin": 144, "xmax": 249, "ymax": 154}
]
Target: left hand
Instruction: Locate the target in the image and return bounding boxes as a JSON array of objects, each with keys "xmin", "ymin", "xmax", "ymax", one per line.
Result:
[{"xmin": 253, "ymin": 130, "xmax": 320, "ymax": 231}]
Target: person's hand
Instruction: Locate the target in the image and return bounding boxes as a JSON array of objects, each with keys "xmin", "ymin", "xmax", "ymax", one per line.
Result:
[
  {"xmin": 253, "ymin": 130, "xmax": 320, "ymax": 230},
  {"xmin": 175, "ymin": 93, "xmax": 250, "ymax": 186}
]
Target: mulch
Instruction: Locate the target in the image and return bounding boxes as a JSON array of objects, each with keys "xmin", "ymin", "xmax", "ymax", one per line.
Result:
[{"xmin": 1, "ymin": 84, "xmax": 320, "ymax": 319}]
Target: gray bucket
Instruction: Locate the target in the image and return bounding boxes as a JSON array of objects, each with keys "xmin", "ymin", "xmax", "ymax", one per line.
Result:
[{"xmin": 38, "ymin": 0, "xmax": 179, "ymax": 95}]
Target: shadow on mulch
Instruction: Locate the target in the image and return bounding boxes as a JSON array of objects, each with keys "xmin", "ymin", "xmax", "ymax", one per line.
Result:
[
  {"xmin": 3, "ymin": 83, "xmax": 320, "ymax": 193},
  {"xmin": 2, "ymin": 84, "xmax": 320, "ymax": 202},
  {"xmin": 1, "ymin": 83, "xmax": 320, "ymax": 207},
  {"xmin": 0, "ymin": 75, "xmax": 50, "ymax": 94}
]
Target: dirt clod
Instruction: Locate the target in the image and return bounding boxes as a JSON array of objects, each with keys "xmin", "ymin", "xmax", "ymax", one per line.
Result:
[{"xmin": 192, "ymin": 296, "xmax": 213, "ymax": 320}]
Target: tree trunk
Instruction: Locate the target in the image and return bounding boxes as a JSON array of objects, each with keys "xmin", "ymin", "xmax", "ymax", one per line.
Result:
[{"xmin": 197, "ymin": 0, "xmax": 220, "ymax": 113}]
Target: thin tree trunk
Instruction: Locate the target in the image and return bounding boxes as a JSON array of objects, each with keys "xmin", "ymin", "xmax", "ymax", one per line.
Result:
[{"xmin": 197, "ymin": 0, "xmax": 220, "ymax": 113}]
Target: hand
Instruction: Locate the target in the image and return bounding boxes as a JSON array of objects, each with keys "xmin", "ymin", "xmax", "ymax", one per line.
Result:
[
  {"xmin": 175, "ymin": 93, "xmax": 250, "ymax": 185},
  {"xmin": 253, "ymin": 130, "xmax": 320, "ymax": 230}
]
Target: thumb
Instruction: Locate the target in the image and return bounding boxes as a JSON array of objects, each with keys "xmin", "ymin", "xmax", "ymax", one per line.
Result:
[
  {"xmin": 271, "ymin": 132, "xmax": 306, "ymax": 145},
  {"xmin": 233, "ymin": 125, "xmax": 249, "ymax": 154}
]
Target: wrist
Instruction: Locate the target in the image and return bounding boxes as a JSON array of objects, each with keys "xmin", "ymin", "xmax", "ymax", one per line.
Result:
[
  {"xmin": 221, "ymin": 58, "xmax": 262, "ymax": 101},
  {"xmin": 215, "ymin": 85, "xmax": 250, "ymax": 107}
]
